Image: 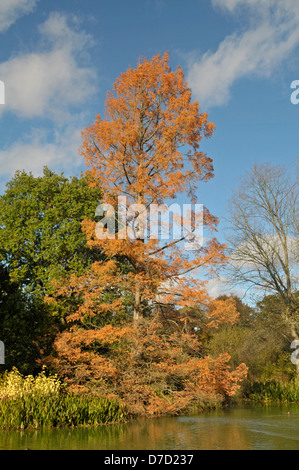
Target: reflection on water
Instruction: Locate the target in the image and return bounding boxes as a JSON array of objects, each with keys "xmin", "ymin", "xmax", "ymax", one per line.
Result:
[{"xmin": 1, "ymin": 403, "xmax": 299, "ymax": 450}]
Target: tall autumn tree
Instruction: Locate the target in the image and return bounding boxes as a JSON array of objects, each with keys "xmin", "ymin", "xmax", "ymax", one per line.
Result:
[
  {"xmin": 79, "ymin": 52, "xmax": 230, "ymax": 322},
  {"xmin": 47, "ymin": 54, "xmax": 247, "ymax": 409}
]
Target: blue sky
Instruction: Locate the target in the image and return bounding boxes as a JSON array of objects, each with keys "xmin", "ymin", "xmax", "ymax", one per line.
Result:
[{"xmin": 0, "ymin": 0, "xmax": 298, "ymax": 297}]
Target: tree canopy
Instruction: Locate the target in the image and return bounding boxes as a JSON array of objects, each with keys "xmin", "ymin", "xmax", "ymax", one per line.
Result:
[
  {"xmin": 0, "ymin": 168, "xmax": 103, "ymax": 372},
  {"xmin": 0, "ymin": 167, "xmax": 102, "ymax": 297}
]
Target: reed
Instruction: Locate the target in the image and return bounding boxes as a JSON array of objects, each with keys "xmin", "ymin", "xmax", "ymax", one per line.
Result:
[
  {"xmin": 0, "ymin": 393, "xmax": 128, "ymax": 430},
  {"xmin": 244, "ymin": 380, "xmax": 299, "ymax": 403}
]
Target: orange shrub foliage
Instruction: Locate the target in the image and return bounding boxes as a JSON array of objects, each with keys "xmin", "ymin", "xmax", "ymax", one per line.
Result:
[
  {"xmin": 206, "ymin": 297, "xmax": 240, "ymax": 329},
  {"xmin": 46, "ymin": 316, "xmax": 247, "ymax": 417}
]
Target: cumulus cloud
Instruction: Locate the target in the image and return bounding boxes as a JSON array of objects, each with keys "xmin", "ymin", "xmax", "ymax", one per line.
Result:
[
  {"xmin": 187, "ymin": 0, "xmax": 299, "ymax": 107},
  {"xmin": 206, "ymin": 275, "xmax": 244, "ymax": 298},
  {"xmin": 0, "ymin": 0, "xmax": 39, "ymax": 33},
  {"xmin": 0, "ymin": 12, "xmax": 97, "ymax": 120},
  {"xmin": 0, "ymin": 12, "xmax": 98, "ymax": 182},
  {"xmin": 0, "ymin": 121, "xmax": 84, "ymax": 180}
]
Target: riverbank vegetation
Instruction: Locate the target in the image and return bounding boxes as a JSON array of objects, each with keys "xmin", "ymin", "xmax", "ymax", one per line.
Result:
[
  {"xmin": 0, "ymin": 368, "xmax": 128, "ymax": 430},
  {"xmin": 0, "ymin": 53, "xmax": 298, "ymax": 430},
  {"xmin": 204, "ymin": 293, "xmax": 299, "ymax": 403},
  {"xmin": 243, "ymin": 380, "xmax": 299, "ymax": 404}
]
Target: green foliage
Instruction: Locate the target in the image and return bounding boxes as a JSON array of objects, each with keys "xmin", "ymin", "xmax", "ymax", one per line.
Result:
[
  {"xmin": 205, "ymin": 294, "xmax": 297, "ymax": 386},
  {"xmin": 0, "ymin": 393, "xmax": 128, "ymax": 430},
  {"xmin": 0, "ymin": 367, "xmax": 128, "ymax": 430},
  {"xmin": 0, "ymin": 168, "xmax": 103, "ymax": 372},
  {"xmin": 0, "ymin": 167, "xmax": 102, "ymax": 297},
  {"xmin": 256, "ymin": 293, "xmax": 299, "ymax": 339},
  {"xmin": 244, "ymin": 380, "xmax": 299, "ymax": 403},
  {"xmin": 206, "ymin": 324, "xmax": 289, "ymax": 381},
  {"xmin": 0, "ymin": 265, "xmax": 53, "ymax": 374}
]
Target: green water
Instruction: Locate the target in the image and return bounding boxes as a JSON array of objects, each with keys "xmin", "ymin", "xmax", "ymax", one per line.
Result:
[{"xmin": 1, "ymin": 403, "xmax": 299, "ymax": 450}]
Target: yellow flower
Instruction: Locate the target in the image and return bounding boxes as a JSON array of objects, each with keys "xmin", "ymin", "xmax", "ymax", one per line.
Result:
[{"xmin": 0, "ymin": 367, "xmax": 62, "ymax": 399}]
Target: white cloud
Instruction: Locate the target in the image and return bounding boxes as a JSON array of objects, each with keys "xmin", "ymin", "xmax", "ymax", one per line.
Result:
[
  {"xmin": 211, "ymin": 0, "xmax": 267, "ymax": 13},
  {"xmin": 206, "ymin": 275, "xmax": 244, "ymax": 298},
  {"xmin": 0, "ymin": 122, "xmax": 84, "ymax": 179},
  {"xmin": 37, "ymin": 11, "xmax": 94, "ymax": 53},
  {"xmin": 231, "ymin": 234, "xmax": 299, "ymax": 270},
  {"xmin": 187, "ymin": 0, "xmax": 299, "ymax": 107},
  {"xmin": 0, "ymin": 12, "xmax": 97, "ymax": 120},
  {"xmin": 0, "ymin": 12, "xmax": 98, "ymax": 182},
  {"xmin": 0, "ymin": 0, "xmax": 39, "ymax": 33}
]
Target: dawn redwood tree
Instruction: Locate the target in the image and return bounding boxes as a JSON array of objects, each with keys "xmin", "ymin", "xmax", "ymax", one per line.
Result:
[
  {"xmin": 46, "ymin": 54, "xmax": 247, "ymax": 405},
  {"xmin": 77, "ymin": 52, "xmax": 233, "ymax": 322}
]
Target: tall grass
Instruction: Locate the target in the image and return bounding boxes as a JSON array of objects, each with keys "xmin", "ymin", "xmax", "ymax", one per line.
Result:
[
  {"xmin": 0, "ymin": 368, "xmax": 128, "ymax": 430},
  {"xmin": 244, "ymin": 380, "xmax": 299, "ymax": 404},
  {"xmin": 0, "ymin": 393, "xmax": 128, "ymax": 430}
]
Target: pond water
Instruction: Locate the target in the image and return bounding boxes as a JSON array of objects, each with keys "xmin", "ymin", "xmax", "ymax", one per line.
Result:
[{"xmin": 1, "ymin": 403, "xmax": 299, "ymax": 450}]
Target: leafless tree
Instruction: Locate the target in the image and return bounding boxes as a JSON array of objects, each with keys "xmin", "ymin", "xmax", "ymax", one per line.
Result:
[{"xmin": 226, "ymin": 162, "xmax": 298, "ymax": 341}]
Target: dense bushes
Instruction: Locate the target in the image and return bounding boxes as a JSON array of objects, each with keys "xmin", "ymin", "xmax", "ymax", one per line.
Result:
[{"xmin": 45, "ymin": 318, "xmax": 248, "ymax": 418}]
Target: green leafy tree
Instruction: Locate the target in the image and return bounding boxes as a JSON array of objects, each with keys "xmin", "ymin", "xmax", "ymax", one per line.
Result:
[
  {"xmin": 0, "ymin": 168, "xmax": 102, "ymax": 297},
  {"xmin": 0, "ymin": 168, "xmax": 103, "ymax": 372},
  {"xmin": 0, "ymin": 265, "xmax": 53, "ymax": 374}
]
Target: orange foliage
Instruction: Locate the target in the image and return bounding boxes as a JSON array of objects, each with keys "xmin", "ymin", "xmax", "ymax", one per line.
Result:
[
  {"xmin": 81, "ymin": 52, "xmax": 215, "ymax": 205},
  {"xmin": 206, "ymin": 297, "xmax": 240, "ymax": 329},
  {"xmin": 47, "ymin": 317, "xmax": 247, "ymax": 417},
  {"xmin": 45, "ymin": 53, "xmax": 248, "ymax": 416},
  {"xmin": 78, "ymin": 52, "xmax": 224, "ymax": 320}
]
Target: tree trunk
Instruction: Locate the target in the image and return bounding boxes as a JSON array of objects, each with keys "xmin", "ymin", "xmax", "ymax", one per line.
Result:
[
  {"xmin": 133, "ymin": 193, "xmax": 145, "ymax": 323},
  {"xmin": 133, "ymin": 284, "xmax": 142, "ymax": 322}
]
